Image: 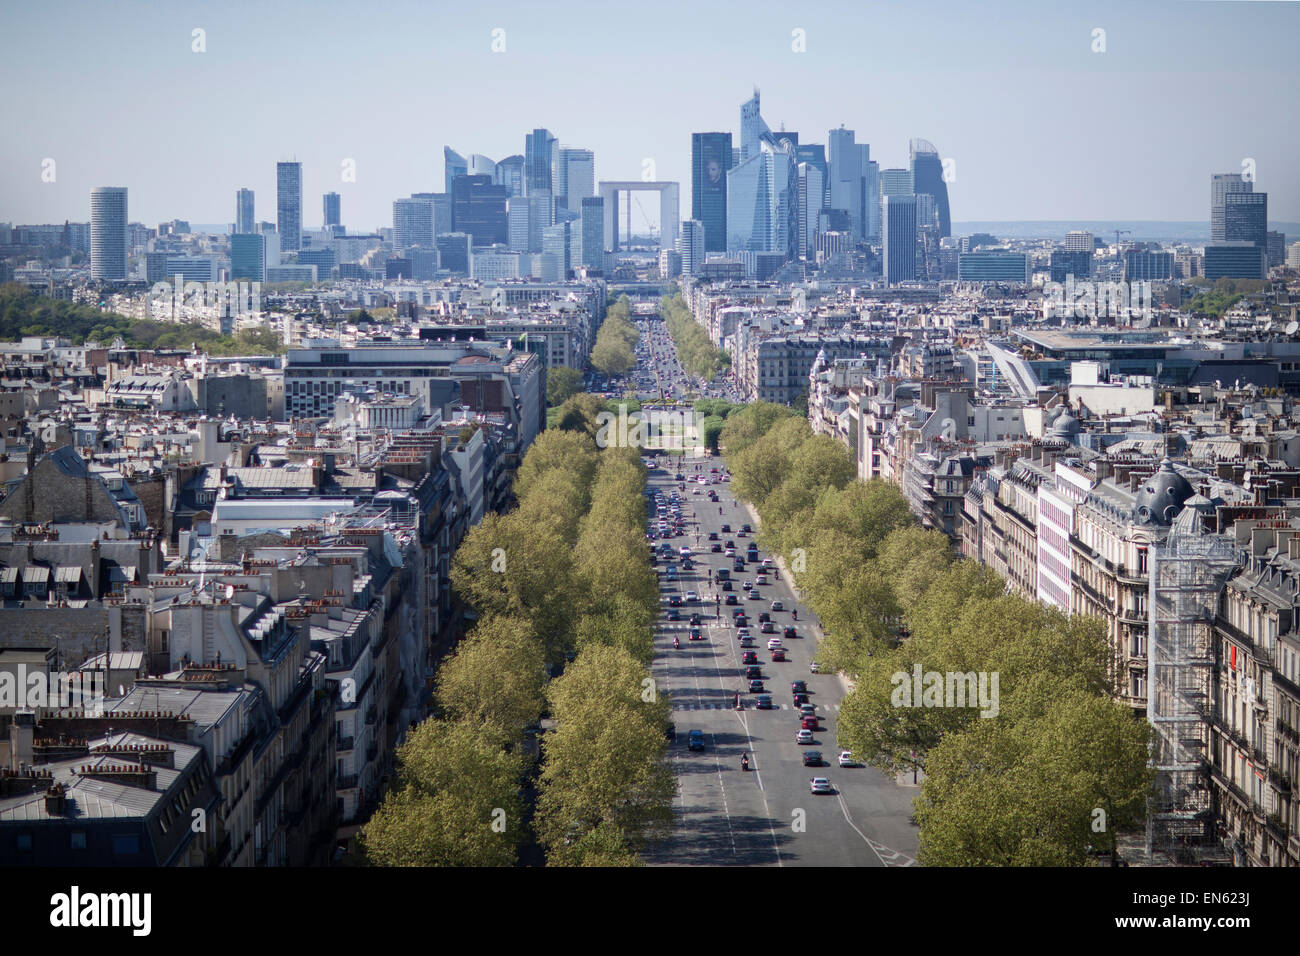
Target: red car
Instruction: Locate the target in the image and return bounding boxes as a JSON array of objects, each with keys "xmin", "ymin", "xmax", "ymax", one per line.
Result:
[
  {"xmin": 801, "ymin": 715, "xmax": 818, "ymax": 730},
  {"xmin": 771, "ymin": 648, "xmax": 787, "ymax": 662},
  {"xmin": 742, "ymin": 650, "xmax": 758, "ymax": 664}
]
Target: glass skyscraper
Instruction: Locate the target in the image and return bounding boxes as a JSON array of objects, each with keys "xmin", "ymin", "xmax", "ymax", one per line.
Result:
[
  {"xmin": 1211, "ymin": 172, "xmax": 1252, "ymax": 242},
  {"xmin": 525, "ymin": 128, "xmax": 557, "ymax": 195},
  {"xmin": 740, "ymin": 90, "xmax": 770, "ymax": 163},
  {"xmin": 323, "ymin": 192, "xmax": 341, "ymax": 228},
  {"xmin": 444, "ymin": 148, "xmax": 468, "ymax": 193},
  {"xmin": 1224, "ymin": 191, "xmax": 1267, "ymax": 247},
  {"xmin": 882, "ymin": 194, "xmax": 917, "ymax": 286},
  {"xmin": 827, "ymin": 127, "xmax": 863, "ymax": 241},
  {"xmin": 909, "ymin": 139, "xmax": 951, "ymax": 238},
  {"xmin": 393, "ymin": 197, "xmax": 435, "ymax": 249},
  {"xmin": 230, "ymin": 232, "xmax": 266, "ymax": 282},
  {"xmin": 451, "ymin": 175, "xmax": 509, "ymax": 246},
  {"xmin": 557, "ymin": 148, "xmax": 594, "ymax": 215},
  {"xmin": 276, "ymin": 162, "xmax": 302, "ymax": 252},
  {"xmin": 692, "ymin": 132, "xmax": 732, "ymax": 253},
  {"xmin": 727, "ymin": 138, "xmax": 796, "ymax": 260},
  {"xmin": 235, "ymin": 188, "xmax": 255, "ymax": 234},
  {"xmin": 90, "ymin": 186, "xmax": 128, "ymax": 280},
  {"xmin": 579, "ymin": 196, "xmax": 605, "ymax": 272}
]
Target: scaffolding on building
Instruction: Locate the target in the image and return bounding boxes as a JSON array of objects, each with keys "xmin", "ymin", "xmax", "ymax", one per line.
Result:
[{"xmin": 1145, "ymin": 518, "xmax": 1238, "ymax": 864}]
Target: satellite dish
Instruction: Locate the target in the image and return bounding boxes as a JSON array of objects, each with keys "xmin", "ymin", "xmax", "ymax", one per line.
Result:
[{"xmin": 1286, "ymin": 321, "xmax": 1299, "ymax": 336}]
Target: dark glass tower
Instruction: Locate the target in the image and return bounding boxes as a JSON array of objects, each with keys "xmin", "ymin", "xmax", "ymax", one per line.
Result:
[
  {"xmin": 692, "ymin": 132, "xmax": 732, "ymax": 253},
  {"xmin": 909, "ymin": 139, "xmax": 951, "ymax": 239}
]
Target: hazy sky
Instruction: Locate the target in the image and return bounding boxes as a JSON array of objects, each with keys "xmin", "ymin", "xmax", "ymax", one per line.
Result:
[{"xmin": 1, "ymin": 0, "xmax": 1297, "ymax": 231}]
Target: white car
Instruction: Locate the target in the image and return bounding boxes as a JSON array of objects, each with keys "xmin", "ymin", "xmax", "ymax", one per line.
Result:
[
  {"xmin": 684, "ymin": 591, "xmax": 698, "ymax": 602},
  {"xmin": 766, "ymin": 637, "xmax": 783, "ymax": 649},
  {"xmin": 797, "ymin": 729, "xmax": 814, "ymax": 745},
  {"xmin": 809, "ymin": 661, "xmax": 821, "ymax": 674},
  {"xmin": 838, "ymin": 752, "xmax": 860, "ymax": 768},
  {"xmin": 809, "ymin": 777, "xmax": 833, "ymax": 794},
  {"xmin": 770, "ymin": 600, "xmax": 784, "ymax": 611}
]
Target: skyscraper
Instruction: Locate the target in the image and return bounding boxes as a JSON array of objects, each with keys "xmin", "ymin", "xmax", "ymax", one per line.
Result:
[
  {"xmin": 882, "ymin": 194, "xmax": 917, "ymax": 286},
  {"xmin": 557, "ymin": 148, "xmax": 595, "ymax": 215},
  {"xmin": 692, "ymin": 132, "xmax": 732, "ymax": 253},
  {"xmin": 444, "ymin": 148, "xmax": 468, "ymax": 193},
  {"xmin": 507, "ymin": 199, "xmax": 531, "ymax": 253},
  {"xmin": 909, "ymin": 139, "xmax": 951, "ymax": 238},
  {"xmin": 1064, "ymin": 230, "xmax": 1094, "ymax": 252},
  {"xmin": 525, "ymin": 128, "xmax": 557, "ymax": 195},
  {"xmin": 726, "ymin": 137, "xmax": 797, "ymax": 261},
  {"xmin": 277, "ymin": 162, "xmax": 302, "ymax": 252},
  {"xmin": 740, "ymin": 90, "xmax": 770, "ymax": 163},
  {"xmin": 1211, "ymin": 173, "xmax": 1253, "ymax": 242},
  {"xmin": 679, "ymin": 220, "xmax": 705, "ymax": 277},
  {"xmin": 542, "ymin": 221, "xmax": 572, "ymax": 279},
  {"xmin": 579, "ymin": 196, "xmax": 605, "ymax": 272},
  {"xmin": 827, "ymin": 127, "xmax": 863, "ymax": 241},
  {"xmin": 236, "ymin": 188, "xmax": 255, "ymax": 234},
  {"xmin": 451, "ymin": 175, "xmax": 509, "ymax": 246},
  {"xmin": 323, "ymin": 192, "xmax": 341, "ymax": 228},
  {"xmin": 90, "ymin": 186, "xmax": 128, "ymax": 280},
  {"xmin": 1224, "ymin": 191, "xmax": 1267, "ymax": 248},
  {"xmin": 797, "ymin": 162, "xmax": 824, "ymax": 259},
  {"xmin": 495, "ymin": 155, "xmax": 526, "ymax": 197},
  {"xmin": 393, "ymin": 198, "xmax": 435, "ymax": 249}
]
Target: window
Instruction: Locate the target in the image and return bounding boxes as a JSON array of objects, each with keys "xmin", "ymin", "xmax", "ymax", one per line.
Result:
[
  {"xmin": 112, "ymin": 834, "xmax": 140, "ymax": 856},
  {"xmin": 1136, "ymin": 548, "xmax": 1148, "ymax": 575}
]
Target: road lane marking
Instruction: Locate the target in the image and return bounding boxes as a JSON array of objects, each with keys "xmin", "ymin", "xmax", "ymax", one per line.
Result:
[{"xmin": 835, "ymin": 793, "xmax": 917, "ymax": 867}]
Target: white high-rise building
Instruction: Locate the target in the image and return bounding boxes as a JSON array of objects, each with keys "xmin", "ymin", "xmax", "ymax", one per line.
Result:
[
  {"xmin": 393, "ymin": 198, "xmax": 435, "ymax": 250},
  {"xmin": 1064, "ymin": 230, "xmax": 1094, "ymax": 253},
  {"xmin": 90, "ymin": 186, "xmax": 128, "ymax": 280},
  {"xmin": 679, "ymin": 220, "xmax": 705, "ymax": 277},
  {"xmin": 558, "ymin": 148, "xmax": 595, "ymax": 215},
  {"xmin": 507, "ymin": 199, "xmax": 532, "ymax": 253},
  {"xmin": 235, "ymin": 188, "xmax": 255, "ymax": 234}
]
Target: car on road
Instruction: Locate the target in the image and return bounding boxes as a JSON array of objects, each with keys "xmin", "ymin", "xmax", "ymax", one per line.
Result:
[
  {"xmin": 793, "ymin": 692, "xmax": 808, "ymax": 706},
  {"xmin": 720, "ymin": 579, "xmax": 732, "ymax": 590},
  {"xmin": 725, "ymin": 594, "xmax": 738, "ymax": 605},
  {"xmin": 838, "ymin": 752, "xmax": 860, "ymax": 768},
  {"xmin": 799, "ymin": 704, "xmax": 816, "ymax": 717},
  {"xmin": 771, "ymin": 600, "xmax": 784, "ymax": 612},
  {"xmin": 809, "ymin": 777, "xmax": 833, "ymax": 794},
  {"xmin": 809, "ymin": 661, "xmax": 821, "ymax": 674},
  {"xmin": 802, "ymin": 750, "xmax": 824, "ymax": 767},
  {"xmin": 741, "ymin": 651, "xmax": 758, "ymax": 664},
  {"xmin": 784, "ymin": 626, "xmax": 798, "ymax": 639},
  {"xmin": 760, "ymin": 621, "xmax": 775, "ymax": 634},
  {"xmin": 771, "ymin": 648, "xmax": 787, "ymax": 662},
  {"xmin": 741, "ymin": 524, "xmax": 752, "ymax": 534},
  {"xmin": 748, "ymin": 590, "xmax": 761, "ymax": 601},
  {"xmin": 748, "ymin": 678, "xmax": 765, "ymax": 693},
  {"xmin": 721, "ymin": 524, "xmax": 731, "ymax": 533},
  {"xmin": 667, "ymin": 594, "xmax": 681, "ymax": 607},
  {"xmin": 735, "ymin": 615, "xmax": 749, "ymax": 627},
  {"xmin": 801, "ymin": 715, "xmax": 819, "ymax": 730},
  {"xmin": 684, "ymin": 590, "xmax": 698, "ymax": 602},
  {"xmin": 689, "ymin": 613, "xmax": 702, "ymax": 626},
  {"xmin": 744, "ymin": 665, "xmax": 762, "ymax": 679},
  {"xmin": 791, "ymin": 680, "xmax": 807, "ymax": 694},
  {"xmin": 758, "ymin": 611, "xmax": 770, "ymax": 623},
  {"xmin": 711, "ymin": 543, "xmax": 723, "ymax": 553},
  {"xmin": 667, "ymin": 608, "xmax": 680, "ymax": 621},
  {"xmin": 738, "ymin": 636, "xmax": 755, "ymax": 648},
  {"xmin": 754, "ymin": 693, "xmax": 773, "ymax": 709},
  {"xmin": 797, "ymin": 729, "xmax": 815, "ymax": 745},
  {"xmin": 766, "ymin": 637, "xmax": 783, "ymax": 649},
  {"xmin": 755, "ymin": 576, "xmax": 769, "ymax": 587},
  {"xmin": 688, "ymin": 628, "xmax": 702, "ymax": 641},
  {"xmin": 687, "ymin": 729, "xmax": 705, "ymax": 751}
]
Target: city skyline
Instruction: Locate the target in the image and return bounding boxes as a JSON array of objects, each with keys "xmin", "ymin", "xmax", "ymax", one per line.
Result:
[{"xmin": 1, "ymin": 0, "xmax": 1297, "ymax": 229}]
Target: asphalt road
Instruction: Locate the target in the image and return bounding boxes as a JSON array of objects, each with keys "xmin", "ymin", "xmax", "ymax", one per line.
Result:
[{"xmin": 643, "ymin": 457, "xmax": 920, "ymax": 867}]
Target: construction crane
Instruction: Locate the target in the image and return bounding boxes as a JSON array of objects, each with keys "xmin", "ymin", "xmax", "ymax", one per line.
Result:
[{"xmin": 1113, "ymin": 228, "xmax": 1132, "ymax": 251}]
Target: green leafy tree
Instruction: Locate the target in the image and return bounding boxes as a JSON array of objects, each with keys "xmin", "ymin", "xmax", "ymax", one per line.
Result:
[
  {"xmin": 435, "ymin": 616, "xmax": 547, "ymax": 744},
  {"xmin": 547, "ymin": 367, "xmax": 584, "ymax": 406}
]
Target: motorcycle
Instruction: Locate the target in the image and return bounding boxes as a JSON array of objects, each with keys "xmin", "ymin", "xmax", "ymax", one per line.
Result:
[
  {"xmin": 792, "ymin": 609, "xmax": 798, "ymax": 620},
  {"xmin": 673, "ymin": 637, "xmax": 680, "ymax": 648},
  {"xmin": 741, "ymin": 754, "xmax": 750, "ymax": 771}
]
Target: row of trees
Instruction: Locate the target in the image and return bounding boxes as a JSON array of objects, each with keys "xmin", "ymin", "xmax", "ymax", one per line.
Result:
[
  {"xmin": 659, "ymin": 288, "xmax": 729, "ymax": 380},
  {"xmin": 0, "ymin": 284, "xmax": 285, "ymax": 354},
  {"xmin": 693, "ymin": 399, "xmax": 743, "ymax": 453},
  {"xmin": 720, "ymin": 403, "xmax": 1155, "ymax": 866},
  {"xmin": 590, "ymin": 295, "xmax": 639, "ymax": 375},
  {"xmin": 361, "ymin": 402, "xmax": 674, "ymax": 865}
]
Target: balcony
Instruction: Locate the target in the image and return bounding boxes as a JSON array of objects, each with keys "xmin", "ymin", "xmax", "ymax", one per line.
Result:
[
  {"xmin": 337, "ymin": 736, "xmax": 355, "ymax": 752},
  {"xmin": 338, "ymin": 774, "xmax": 359, "ymax": 790}
]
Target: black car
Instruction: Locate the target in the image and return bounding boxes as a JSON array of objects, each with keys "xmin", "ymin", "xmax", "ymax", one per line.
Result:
[
  {"xmin": 720, "ymin": 580, "xmax": 732, "ymax": 591},
  {"xmin": 676, "ymin": 474, "xmax": 685, "ymax": 481},
  {"xmin": 708, "ymin": 532, "xmax": 718, "ymax": 541},
  {"xmin": 735, "ymin": 615, "xmax": 749, "ymax": 628},
  {"xmin": 711, "ymin": 543, "xmax": 722, "ymax": 553},
  {"xmin": 758, "ymin": 612, "xmax": 770, "ymax": 623},
  {"xmin": 793, "ymin": 692, "xmax": 809, "ymax": 706},
  {"xmin": 802, "ymin": 750, "xmax": 824, "ymax": 767},
  {"xmin": 747, "ymin": 679, "xmax": 765, "ymax": 693},
  {"xmin": 784, "ymin": 626, "xmax": 798, "ymax": 639},
  {"xmin": 689, "ymin": 613, "xmax": 702, "ymax": 626},
  {"xmin": 740, "ymin": 524, "xmax": 752, "ymax": 534},
  {"xmin": 725, "ymin": 594, "xmax": 738, "ymax": 605},
  {"xmin": 754, "ymin": 694, "xmax": 773, "ymax": 710},
  {"xmin": 721, "ymin": 524, "xmax": 731, "ymax": 533},
  {"xmin": 791, "ymin": 680, "xmax": 808, "ymax": 694},
  {"xmin": 733, "ymin": 559, "xmax": 745, "ymax": 572},
  {"xmin": 744, "ymin": 665, "xmax": 763, "ymax": 680}
]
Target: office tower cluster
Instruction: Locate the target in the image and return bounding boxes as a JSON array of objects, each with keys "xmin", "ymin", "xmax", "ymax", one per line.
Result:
[
  {"xmin": 423, "ymin": 131, "xmax": 599, "ymax": 278},
  {"xmin": 1207, "ymin": 172, "xmax": 1271, "ymax": 280},
  {"xmin": 689, "ymin": 89, "xmax": 953, "ymax": 284}
]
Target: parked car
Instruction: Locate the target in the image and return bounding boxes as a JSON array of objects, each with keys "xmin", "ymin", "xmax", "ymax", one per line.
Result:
[
  {"xmin": 809, "ymin": 661, "xmax": 821, "ymax": 674},
  {"xmin": 838, "ymin": 752, "xmax": 861, "ymax": 768}
]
